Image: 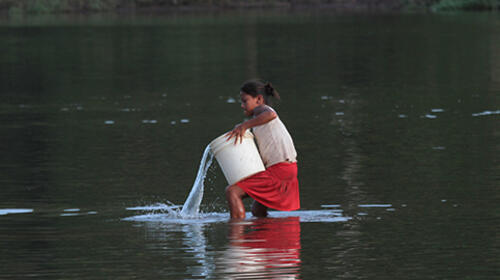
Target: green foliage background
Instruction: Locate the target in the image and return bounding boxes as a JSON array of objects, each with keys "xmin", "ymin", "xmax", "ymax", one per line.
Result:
[{"xmin": 0, "ymin": 0, "xmax": 498, "ymax": 14}]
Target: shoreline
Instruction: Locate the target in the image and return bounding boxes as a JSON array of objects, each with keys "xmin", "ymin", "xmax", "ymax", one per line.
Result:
[
  {"xmin": 0, "ymin": 0, "xmax": 497, "ymax": 16},
  {"xmin": 0, "ymin": 1, "xmax": 423, "ymax": 15}
]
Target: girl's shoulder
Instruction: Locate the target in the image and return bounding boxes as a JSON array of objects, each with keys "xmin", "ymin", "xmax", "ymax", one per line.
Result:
[
  {"xmin": 262, "ymin": 104, "xmax": 276, "ymax": 113},
  {"xmin": 254, "ymin": 104, "xmax": 276, "ymax": 115}
]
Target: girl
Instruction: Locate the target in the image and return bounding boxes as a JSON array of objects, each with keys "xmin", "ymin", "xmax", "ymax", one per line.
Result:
[{"xmin": 225, "ymin": 79, "xmax": 300, "ymax": 219}]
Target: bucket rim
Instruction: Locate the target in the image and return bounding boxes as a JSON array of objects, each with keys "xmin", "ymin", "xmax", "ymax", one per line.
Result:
[{"xmin": 209, "ymin": 130, "xmax": 254, "ymax": 156}]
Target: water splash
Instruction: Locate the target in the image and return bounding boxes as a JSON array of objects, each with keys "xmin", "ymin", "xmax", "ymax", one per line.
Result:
[{"xmin": 180, "ymin": 145, "xmax": 214, "ymax": 218}]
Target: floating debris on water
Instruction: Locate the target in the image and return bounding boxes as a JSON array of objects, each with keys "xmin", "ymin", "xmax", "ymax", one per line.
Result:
[
  {"xmin": 321, "ymin": 96, "xmax": 332, "ymax": 100},
  {"xmin": 121, "ymin": 108, "xmax": 139, "ymax": 112},
  {"xmin": 472, "ymin": 110, "xmax": 500, "ymax": 117},
  {"xmin": 180, "ymin": 119, "xmax": 190, "ymax": 124},
  {"xmin": 424, "ymin": 114, "xmax": 437, "ymax": 119},
  {"xmin": 104, "ymin": 120, "xmax": 115, "ymax": 125},
  {"xmin": 142, "ymin": 120, "xmax": 158, "ymax": 124},
  {"xmin": 226, "ymin": 97, "xmax": 236, "ymax": 103},
  {"xmin": 358, "ymin": 204, "xmax": 392, "ymax": 208},
  {"xmin": 170, "ymin": 121, "xmax": 177, "ymax": 125},
  {"xmin": 61, "ymin": 213, "xmax": 79, "ymax": 217},
  {"xmin": 0, "ymin": 208, "xmax": 33, "ymax": 215},
  {"xmin": 335, "ymin": 112, "xmax": 344, "ymax": 116},
  {"xmin": 63, "ymin": 208, "xmax": 80, "ymax": 212},
  {"xmin": 321, "ymin": 204, "xmax": 341, "ymax": 208},
  {"xmin": 398, "ymin": 114, "xmax": 408, "ymax": 118},
  {"xmin": 431, "ymin": 108, "xmax": 444, "ymax": 113},
  {"xmin": 432, "ymin": 146, "xmax": 446, "ymax": 150}
]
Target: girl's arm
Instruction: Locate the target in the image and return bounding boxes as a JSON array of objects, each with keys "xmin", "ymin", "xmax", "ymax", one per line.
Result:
[{"xmin": 226, "ymin": 106, "xmax": 277, "ymax": 144}]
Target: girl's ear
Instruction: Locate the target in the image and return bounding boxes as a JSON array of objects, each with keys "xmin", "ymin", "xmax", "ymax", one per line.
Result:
[{"xmin": 257, "ymin": 95, "xmax": 265, "ymax": 104}]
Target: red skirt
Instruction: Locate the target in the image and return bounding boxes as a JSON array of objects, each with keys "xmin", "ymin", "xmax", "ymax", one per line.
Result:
[{"xmin": 236, "ymin": 162, "xmax": 300, "ymax": 211}]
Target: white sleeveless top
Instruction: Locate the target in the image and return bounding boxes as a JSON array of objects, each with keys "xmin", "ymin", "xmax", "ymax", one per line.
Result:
[{"xmin": 252, "ymin": 106, "xmax": 297, "ymax": 168}]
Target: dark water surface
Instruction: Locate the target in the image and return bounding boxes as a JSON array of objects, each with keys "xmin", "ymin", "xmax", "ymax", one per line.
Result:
[{"xmin": 0, "ymin": 11, "xmax": 498, "ymax": 279}]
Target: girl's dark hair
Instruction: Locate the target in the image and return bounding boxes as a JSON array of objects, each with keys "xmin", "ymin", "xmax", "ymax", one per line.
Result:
[{"xmin": 240, "ymin": 79, "xmax": 281, "ymax": 105}]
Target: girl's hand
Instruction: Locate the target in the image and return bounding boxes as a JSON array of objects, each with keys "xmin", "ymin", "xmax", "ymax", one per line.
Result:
[{"xmin": 225, "ymin": 123, "xmax": 247, "ymax": 145}]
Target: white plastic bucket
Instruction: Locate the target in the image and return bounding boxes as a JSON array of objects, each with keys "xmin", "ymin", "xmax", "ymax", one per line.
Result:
[{"xmin": 209, "ymin": 130, "xmax": 265, "ymax": 185}]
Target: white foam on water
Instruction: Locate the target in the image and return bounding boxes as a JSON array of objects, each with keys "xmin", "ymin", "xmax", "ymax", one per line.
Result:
[
  {"xmin": 63, "ymin": 208, "xmax": 80, "ymax": 212},
  {"xmin": 123, "ymin": 212, "xmax": 228, "ymax": 224},
  {"xmin": 180, "ymin": 145, "xmax": 214, "ymax": 218},
  {"xmin": 277, "ymin": 210, "xmax": 350, "ymax": 222},
  {"xmin": 124, "ymin": 209, "xmax": 351, "ymax": 224},
  {"xmin": 0, "ymin": 208, "xmax": 34, "ymax": 215},
  {"xmin": 126, "ymin": 203, "xmax": 181, "ymax": 212}
]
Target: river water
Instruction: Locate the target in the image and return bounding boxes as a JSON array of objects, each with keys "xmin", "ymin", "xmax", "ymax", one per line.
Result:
[{"xmin": 0, "ymin": 11, "xmax": 498, "ymax": 279}]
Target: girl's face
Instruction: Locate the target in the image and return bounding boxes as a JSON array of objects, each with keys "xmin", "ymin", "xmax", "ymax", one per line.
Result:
[{"xmin": 240, "ymin": 92, "xmax": 263, "ymax": 116}]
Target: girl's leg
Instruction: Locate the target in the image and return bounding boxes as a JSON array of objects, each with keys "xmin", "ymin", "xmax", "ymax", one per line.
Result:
[
  {"xmin": 225, "ymin": 184, "xmax": 248, "ymax": 219},
  {"xmin": 252, "ymin": 201, "xmax": 268, "ymax": 217}
]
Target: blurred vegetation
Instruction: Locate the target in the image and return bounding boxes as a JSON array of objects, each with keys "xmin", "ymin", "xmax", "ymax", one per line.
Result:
[
  {"xmin": 430, "ymin": 0, "xmax": 499, "ymax": 11},
  {"xmin": 0, "ymin": 0, "xmax": 498, "ymax": 14}
]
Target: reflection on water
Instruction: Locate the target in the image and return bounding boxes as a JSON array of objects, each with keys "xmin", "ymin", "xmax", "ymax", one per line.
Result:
[
  {"xmin": 182, "ymin": 223, "xmax": 215, "ymax": 278},
  {"xmin": 125, "ymin": 202, "xmax": 352, "ymax": 279},
  {"xmin": 220, "ymin": 217, "xmax": 301, "ymax": 279},
  {"xmin": 127, "ymin": 210, "xmax": 305, "ymax": 279}
]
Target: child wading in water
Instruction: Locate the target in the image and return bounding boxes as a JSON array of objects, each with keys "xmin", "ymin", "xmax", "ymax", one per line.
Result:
[{"xmin": 225, "ymin": 80, "xmax": 300, "ymax": 219}]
